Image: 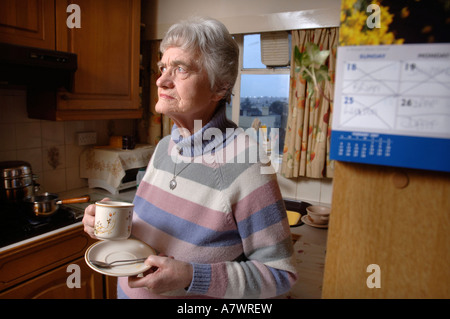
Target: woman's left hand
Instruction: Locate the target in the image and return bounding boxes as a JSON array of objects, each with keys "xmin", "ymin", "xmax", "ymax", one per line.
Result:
[{"xmin": 128, "ymin": 255, "xmax": 193, "ymax": 294}]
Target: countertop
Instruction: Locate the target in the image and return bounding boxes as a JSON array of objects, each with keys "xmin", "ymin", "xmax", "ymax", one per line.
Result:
[
  {"xmin": 0, "ymin": 187, "xmax": 136, "ymax": 253},
  {"xmin": 59, "ymin": 186, "xmax": 137, "ymax": 203},
  {"xmin": 288, "ymin": 223, "xmax": 328, "ymax": 299}
]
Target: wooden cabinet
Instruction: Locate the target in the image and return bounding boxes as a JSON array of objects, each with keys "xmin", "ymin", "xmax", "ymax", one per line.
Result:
[
  {"xmin": 0, "ymin": 0, "xmax": 55, "ymax": 50},
  {"xmin": 0, "ymin": 225, "xmax": 115, "ymax": 299},
  {"xmin": 322, "ymin": 162, "xmax": 450, "ymax": 298},
  {"xmin": 0, "ymin": 257, "xmax": 103, "ymax": 298},
  {"xmin": 49, "ymin": 0, "xmax": 142, "ymax": 120},
  {"xmin": 1, "ymin": 0, "xmax": 143, "ymax": 121}
]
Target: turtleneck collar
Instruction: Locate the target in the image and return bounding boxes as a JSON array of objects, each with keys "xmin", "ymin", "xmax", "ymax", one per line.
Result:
[{"xmin": 170, "ymin": 105, "xmax": 238, "ymax": 157}]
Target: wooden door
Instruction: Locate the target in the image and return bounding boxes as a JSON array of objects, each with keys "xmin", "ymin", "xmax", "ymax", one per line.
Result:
[{"xmin": 0, "ymin": 0, "xmax": 55, "ymax": 49}]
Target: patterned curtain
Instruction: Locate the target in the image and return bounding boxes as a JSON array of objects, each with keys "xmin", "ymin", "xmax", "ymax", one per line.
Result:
[
  {"xmin": 281, "ymin": 28, "xmax": 338, "ymax": 178},
  {"xmin": 148, "ymin": 40, "xmax": 173, "ymax": 146}
]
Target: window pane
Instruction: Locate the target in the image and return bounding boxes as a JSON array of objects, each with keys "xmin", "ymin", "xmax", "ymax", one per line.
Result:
[
  {"xmin": 243, "ymin": 34, "xmax": 266, "ymax": 69},
  {"xmin": 225, "ymin": 100, "xmax": 233, "ymax": 121},
  {"xmin": 239, "ymin": 74, "xmax": 289, "ymax": 154}
]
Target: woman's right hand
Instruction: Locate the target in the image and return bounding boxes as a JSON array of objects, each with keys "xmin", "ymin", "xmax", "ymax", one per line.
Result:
[{"xmin": 82, "ymin": 197, "xmax": 110, "ymax": 239}]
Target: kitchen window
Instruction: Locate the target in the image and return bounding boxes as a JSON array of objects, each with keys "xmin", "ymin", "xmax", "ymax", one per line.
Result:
[{"xmin": 227, "ymin": 33, "xmax": 291, "ymax": 156}]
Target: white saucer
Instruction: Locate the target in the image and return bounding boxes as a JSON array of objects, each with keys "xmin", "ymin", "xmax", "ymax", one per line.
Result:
[
  {"xmin": 85, "ymin": 238, "xmax": 155, "ymax": 277},
  {"xmin": 301, "ymin": 215, "xmax": 328, "ymax": 229}
]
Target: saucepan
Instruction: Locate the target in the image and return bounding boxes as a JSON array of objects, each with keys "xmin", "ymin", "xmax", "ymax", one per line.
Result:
[
  {"xmin": 0, "ymin": 160, "xmax": 40, "ymax": 203},
  {"xmin": 23, "ymin": 192, "xmax": 90, "ymax": 217}
]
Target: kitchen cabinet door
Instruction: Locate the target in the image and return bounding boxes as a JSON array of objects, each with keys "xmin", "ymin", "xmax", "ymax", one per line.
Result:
[
  {"xmin": 0, "ymin": 0, "xmax": 55, "ymax": 50},
  {"xmin": 0, "ymin": 257, "xmax": 103, "ymax": 299},
  {"xmin": 55, "ymin": 0, "xmax": 141, "ymax": 116},
  {"xmin": 28, "ymin": 0, "xmax": 142, "ymax": 121}
]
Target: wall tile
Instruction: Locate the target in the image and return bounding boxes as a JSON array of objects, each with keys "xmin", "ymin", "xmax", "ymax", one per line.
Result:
[
  {"xmin": 278, "ymin": 175, "xmax": 333, "ymax": 205},
  {"xmin": 16, "ymin": 147, "xmax": 43, "ymax": 174},
  {"xmin": 319, "ymin": 178, "xmax": 333, "ymax": 205},
  {"xmin": 65, "ymin": 144, "xmax": 85, "ymax": 168},
  {"xmin": 0, "ymin": 150, "xmax": 17, "ymax": 162},
  {"xmin": 95, "ymin": 120, "xmax": 110, "ymax": 145},
  {"xmin": 42, "ymin": 145, "xmax": 66, "ymax": 171},
  {"xmin": 0, "ymin": 95, "xmax": 15, "ymax": 124},
  {"xmin": 0, "ymin": 124, "xmax": 16, "ymax": 151},
  {"xmin": 42, "ymin": 168, "xmax": 66, "ymax": 193},
  {"xmin": 16, "ymin": 122, "xmax": 41, "ymax": 149},
  {"xmin": 64, "ymin": 121, "xmax": 88, "ymax": 145},
  {"xmin": 42, "ymin": 121, "xmax": 65, "ymax": 146},
  {"xmin": 296, "ymin": 176, "xmax": 322, "ymax": 203},
  {"xmin": 66, "ymin": 166, "xmax": 88, "ymax": 190},
  {"xmin": 277, "ymin": 174, "xmax": 297, "ymax": 199}
]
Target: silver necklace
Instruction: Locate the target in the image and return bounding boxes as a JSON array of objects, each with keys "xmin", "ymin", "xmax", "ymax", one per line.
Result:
[{"xmin": 169, "ymin": 159, "xmax": 192, "ymax": 190}]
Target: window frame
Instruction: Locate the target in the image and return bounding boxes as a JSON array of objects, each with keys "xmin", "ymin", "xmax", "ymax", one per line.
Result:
[{"xmin": 230, "ymin": 33, "xmax": 291, "ymax": 126}]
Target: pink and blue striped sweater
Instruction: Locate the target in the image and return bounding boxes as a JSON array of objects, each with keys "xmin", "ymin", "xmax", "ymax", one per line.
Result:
[{"xmin": 118, "ymin": 107, "xmax": 297, "ymax": 299}]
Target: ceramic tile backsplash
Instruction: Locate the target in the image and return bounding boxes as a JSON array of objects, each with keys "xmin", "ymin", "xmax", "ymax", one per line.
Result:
[
  {"xmin": 277, "ymin": 174, "xmax": 333, "ymax": 206},
  {"xmin": 319, "ymin": 178, "xmax": 333, "ymax": 205},
  {"xmin": 16, "ymin": 147, "xmax": 43, "ymax": 173},
  {"xmin": 66, "ymin": 166, "xmax": 86, "ymax": 190},
  {"xmin": 0, "ymin": 124, "xmax": 16, "ymax": 151},
  {"xmin": 0, "ymin": 88, "xmax": 135, "ymax": 194},
  {"xmin": 43, "ymin": 168, "xmax": 67, "ymax": 193},
  {"xmin": 296, "ymin": 176, "xmax": 322, "ymax": 203},
  {"xmin": 65, "ymin": 143, "xmax": 83, "ymax": 168},
  {"xmin": 42, "ymin": 121, "xmax": 65, "ymax": 146},
  {"xmin": 277, "ymin": 173, "xmax": 297, "ymax": 199},
  {"xmin": 16, "ymin": 122, "xmax": 42, "ymax": 149},
  {"xmin": 43, "ymin": 145, "xmax": 65, "ymax": 171}
]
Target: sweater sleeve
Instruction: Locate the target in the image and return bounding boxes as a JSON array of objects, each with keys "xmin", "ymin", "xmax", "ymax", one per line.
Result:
[{"xmin": 186, "ymin": 163, "xmax": 298, "ymax": 298}]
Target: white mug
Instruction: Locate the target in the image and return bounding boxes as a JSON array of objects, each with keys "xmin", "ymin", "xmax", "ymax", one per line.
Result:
[{"xmin": 94, "ymin": 201, "xmax": 134, "ymax": 240}]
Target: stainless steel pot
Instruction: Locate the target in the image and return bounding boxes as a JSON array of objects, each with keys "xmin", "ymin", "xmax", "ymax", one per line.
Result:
[
  {"xmin": 23, "ymin": 192, "xmax": 91, "ymax": 217},
  {"xmin": 0, "ymin": 161, "xmax": 39, "ymax": 203}
]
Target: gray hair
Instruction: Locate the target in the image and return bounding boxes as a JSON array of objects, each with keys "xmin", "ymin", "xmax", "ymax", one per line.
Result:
[{"xmin": 160, "ymin": 17, "xmax": 239, "ymax": 104}]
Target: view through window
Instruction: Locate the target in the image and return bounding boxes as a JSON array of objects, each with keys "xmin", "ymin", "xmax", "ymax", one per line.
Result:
[{"xmin": 226, "ymin": 34, "xmax": 290, "ymax": 155}]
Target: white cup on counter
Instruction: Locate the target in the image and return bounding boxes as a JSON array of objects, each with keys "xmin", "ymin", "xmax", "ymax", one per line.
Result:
[
  {"xmin": 306, "ymin": 205, "xmax": 331, "ymax": 225},
  {"xmin": 94, "ymin": 201, "xmax": 134, "ymax": 240}
]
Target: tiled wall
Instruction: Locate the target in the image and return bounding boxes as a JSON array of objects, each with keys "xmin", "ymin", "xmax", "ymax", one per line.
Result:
[
  {"xmin": 277, "ymin": 174, "xmax": 333, "ymax": 206},
  {"xmin": 0, "ymin": 88, "xmax": 333, "ymax": 204},
  {"xmin": 0, "ymin": 88, "xmax": 135, "ymax": 194}
]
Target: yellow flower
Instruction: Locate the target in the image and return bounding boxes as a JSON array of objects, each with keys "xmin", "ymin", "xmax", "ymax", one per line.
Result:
[
  {"xmin": 339, "ymin": 1, "xmax": 404, "ymax": 46},
  {"xmin": 422, "ymin": 25, "xmax": 432, "ymax": 34},
  {"xmin": 401, "ymin": 7, "xmax": 410, "ymax": 18}
]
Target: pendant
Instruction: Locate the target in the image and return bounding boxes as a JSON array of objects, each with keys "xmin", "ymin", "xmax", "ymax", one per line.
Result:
[{"xmin": 169, "ymin": 178, "xmax": 177, "ymax": 190}]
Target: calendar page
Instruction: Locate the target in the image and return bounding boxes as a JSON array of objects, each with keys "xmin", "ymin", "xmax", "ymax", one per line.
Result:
[{"xmin": 330, "ymin": 43, "xmax": 450, "ymax": 172}]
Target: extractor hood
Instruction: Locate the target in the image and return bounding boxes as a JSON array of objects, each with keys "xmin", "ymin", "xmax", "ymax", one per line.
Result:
[{"xmin": 0, "ymin": 43, "xmax": 77, "ymax": 91}]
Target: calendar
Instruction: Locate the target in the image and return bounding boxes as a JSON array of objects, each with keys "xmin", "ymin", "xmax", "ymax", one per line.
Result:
[{"xmin": 330, "ymin": 43, "xmax": 450, "ymax": 172}]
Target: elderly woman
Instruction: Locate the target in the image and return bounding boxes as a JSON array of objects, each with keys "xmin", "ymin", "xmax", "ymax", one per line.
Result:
[{"xmin": 83, "ymin": 17, "xmax": 297, "ymax": 299}]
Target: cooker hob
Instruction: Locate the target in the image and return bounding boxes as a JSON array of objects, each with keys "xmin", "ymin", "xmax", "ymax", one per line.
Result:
[{"xmin": 0, "ymin": 203, "xmax": 83, "ymax": 249}]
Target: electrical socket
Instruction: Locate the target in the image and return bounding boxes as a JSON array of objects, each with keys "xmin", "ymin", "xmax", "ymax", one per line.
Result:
[{"xmin": 77, "ymin": 132, "xmax": 97, "ymax": 146}]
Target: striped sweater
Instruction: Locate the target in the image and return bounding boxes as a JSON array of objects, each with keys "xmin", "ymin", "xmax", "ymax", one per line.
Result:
[{"xmin": 118, "ymin": 107, "xmax": 297, "ymax": 299}]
